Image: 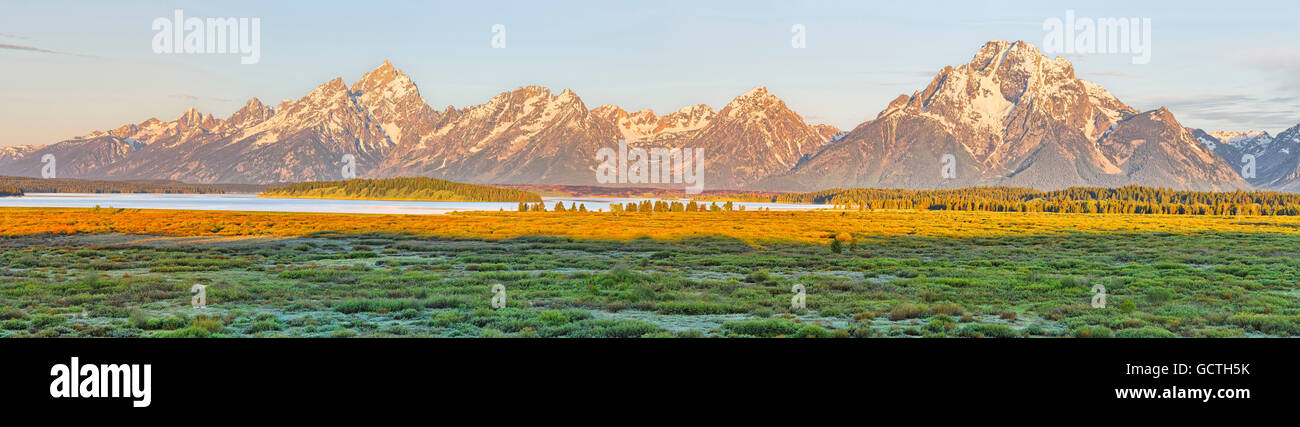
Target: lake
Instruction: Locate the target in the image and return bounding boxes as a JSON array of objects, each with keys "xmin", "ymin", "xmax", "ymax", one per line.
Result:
[{"xmin": 0, "ymin": 193, "xmax": 830, "ymax": 215}]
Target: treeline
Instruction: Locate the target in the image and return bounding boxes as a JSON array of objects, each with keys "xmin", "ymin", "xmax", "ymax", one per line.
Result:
[
  {"xmin": 0, "ymin": 176, "xmax": 264, "ymax": 194},
  {"xmin": 772, "ymin": 185, "xmax": 1300, "ymax": 216},
  {"xmin": 518, "ymin": 202, "xmax": 591, "ymax": 212},
  {"xmin": 610, "ymin": 200, "xmax": 745, "ymax": 213},
  {"xmin": 263, "ymin": 177, "xmax": 542, "ymax": 203},
  {"xmin": 0, "ymin": 185, "xmax": 22, "ymax": 197},
  {"xmin": 515, "ymin": 200, "xmax": 755, "ymax": 213}
]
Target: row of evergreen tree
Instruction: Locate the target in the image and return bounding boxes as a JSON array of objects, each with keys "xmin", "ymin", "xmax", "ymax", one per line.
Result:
[
  {"xmin": 609, "ymin": 200, "xmax": 745, "ymax": 213},
  {"xmin": 0, "ymin": 176, "xmax": 262, "ymax": 194},
  {"xmin": 516, "ymin": 200, "xmax": 761, "ymax": 213},
  {"xmin": 263, "ymin": 177, "xmax": 541, "ymax": 203},
  {"xmin": 0, "ymin": 185, "xmax": 22, "ymax": 197},
  {"xmin": 517, "ymin": 202, "xmax": 590, "ymax": 212},
  {"xmin": 773, "ymin": 185, "xmax": 1300, "ymax": 216}
]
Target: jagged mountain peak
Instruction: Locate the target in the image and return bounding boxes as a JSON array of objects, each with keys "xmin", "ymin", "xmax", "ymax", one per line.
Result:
[
  {"xmin": 174, "ymin": 108, "xmax": 221, "ymax": 133},
  {"xmin": 629, "ymin": 109, "xmax": 657, "ymax": 118},
  {"xmin": 591, "ymin": 104, "xmax": 629, "ymax": 121},
  {"xmin": 966, "ymin": 40, "xmax": 1072, "ymax": 76},
  {"xmin": 346, "ymin": 60, "xmax": 436, "ymax": 147},
  {"xmin": 739, "ymin": 85, "xmax": 770, "ymax": 97},
  {"xmin": 351, "ymin": 60, "xmax": 416, "ymax": 97},
  {"xmin": 675, "ymin": 104, "xmax": 715, "ymax": 115},
  {"xmin": 1276, "ymin": 124, "xmax": 1300, "ymax": 147},
  {"xmin": 594, "ymin": 103, "xmax": 719, "ymax": 144},
  {"xmin": 729, "ymin": 86, "xmax": 779, "ymax": 106},
  {"xmin": 877, "ymin": 94, "xmax": 912, "ymax": 119},
  {"xmin": 897, "ymin": 40, "xmax": 1133, "ymax": 152},
  {"xmin": 719, "ymin": 86, "xmax": 795, "ymax": 122},
  {"xmin": 758, "ymin": 40, "xmax": 1237, "ymax": 192},
  {"xmin": 1148, "ymin": 107, "xmax": 1178, "ymax": 124},
  {"xmin": 968, "ymin": 40, "xmax": 1020, "ymax": 68},
  {"xmin": 693, "ymin": 86, "xmax": 826, "ymax": 188},
  {"xmin": 7, "ymin": 47, "xmax": 1283, "ymax": 192},
  {"xmin": 1210, "ymin": 130, "xmax": 1273, "ymax": 145},
  {"xmin": 476, "ymin": 86, "xmax": 589, "ymax": 117},
  {"xmin": 226, "ymin": 97, "xmax": 275, "ymax": 129},
  {"xmin": 177, "ymin": 107, "xmax": 206, "ymax": 124},
  {"xmin": 512, "ymin": 85, "xmax": 557, "ymax": 98},
  {"xmin": 810, "ymin": 123, "xmax": 844, "ymax": 143},
  {"xmin": 314, "ymin": 77, "xmax": 349, "ymax": 95},
  {"xmin": 657, "ymin": 104, "xmax": 715, "ymax": 130}
]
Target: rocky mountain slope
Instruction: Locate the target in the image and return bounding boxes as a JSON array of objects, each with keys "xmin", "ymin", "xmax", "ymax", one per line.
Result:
[
  {"xmin": 0, "ymin": 44, "xmax": 1287, "ymax": 192},
  {"xmin": 758, "ymin": 41, "xmax": 1250, "ymax": 191},
  {"xmin": 1193, "ymin": 127, "xmax": 1300, "ymax": 190}
]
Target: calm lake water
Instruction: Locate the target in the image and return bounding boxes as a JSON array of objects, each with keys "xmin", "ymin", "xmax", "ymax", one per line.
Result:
[{"xmin": 0, "ymin": 193, "xmax": 830, "ymax": 215}]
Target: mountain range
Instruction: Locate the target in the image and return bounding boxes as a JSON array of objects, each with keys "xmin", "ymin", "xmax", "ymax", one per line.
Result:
[{"xmin": 1, "ymin": 41, "xmax": 1295, "ymax": 193}]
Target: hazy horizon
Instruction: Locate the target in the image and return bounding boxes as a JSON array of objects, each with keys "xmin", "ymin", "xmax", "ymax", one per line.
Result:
[{"xmin": 2, "ymin": 0, "xmax": 1298, "ymax": 146}]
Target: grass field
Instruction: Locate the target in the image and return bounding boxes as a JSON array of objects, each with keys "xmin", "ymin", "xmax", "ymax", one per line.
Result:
[{"xmin": 1, "ymin": 207, "xmax": 1298, "ymax": 337}]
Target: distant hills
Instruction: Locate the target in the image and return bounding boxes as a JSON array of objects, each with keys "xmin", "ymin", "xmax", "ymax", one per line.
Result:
[
  {"xmin": 1, "ymin": 41, "xmax": 1295, "ymax": 193},
  {"xmin": 1191, "ymin": 125, "xmax": 1300, "ymax": 191}
]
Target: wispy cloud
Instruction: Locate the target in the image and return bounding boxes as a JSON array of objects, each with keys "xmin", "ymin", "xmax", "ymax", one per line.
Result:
[
  {"xmin": 1237, "ymin": 45, "xmax": 1300, "ymax": 92},
  {"xmin": 1137, "ymin": 46, "xmax": 1300, "ymax": 132},
  {"xmin": 0, "ymin": 32, "xmax": 31, "ymax": 40},
  {"xmin": 0, "ymin": 42, "xmax": 95, "ymax": 58},
  {"xmin": 1132, "ymin": 93, "xmax": 1299, "ymax": 133}
]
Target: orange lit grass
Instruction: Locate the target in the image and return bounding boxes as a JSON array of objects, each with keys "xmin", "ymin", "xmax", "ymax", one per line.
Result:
[{"xmin": 2, "ymin": 207, "xmax": 1297, "ymax": 245}]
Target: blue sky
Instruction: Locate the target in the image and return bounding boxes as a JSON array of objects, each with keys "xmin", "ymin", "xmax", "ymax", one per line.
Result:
[{"xmin": 2, "ymin": 0, "xmax": 1297, "ymax": 146}]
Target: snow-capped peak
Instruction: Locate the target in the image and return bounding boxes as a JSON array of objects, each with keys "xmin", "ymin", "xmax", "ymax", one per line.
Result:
[
  {"xmin": 736, "ymin": 86, "xmax": 774, "ymax": 101},
  {"xmin": 1208, "ymin": 130, "xmax": 1272, "ymax": 145}
]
